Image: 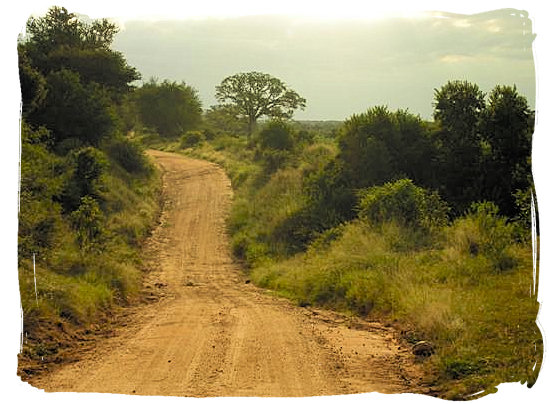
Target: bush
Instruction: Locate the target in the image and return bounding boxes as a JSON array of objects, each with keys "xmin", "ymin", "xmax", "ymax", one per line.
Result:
[
  {"xmin": 257, "ymin": 120, "xmax": 294, "ymax": 151},
  {"xmin": 70, "ymin": 196, "xmax": 105, "ymax": 252},
  {"xmin": 357, "ymin": 179, "xmax": 449, "ymax": 233},
  {"xmin": 106, "ymin": 136, "xmax": 151, "ymax": 175},
  {"xmin": 446, "ymin": 202, "xmax": 518, "ymax": 271},
  {"xmin": 62, "ymin": 146, "xmax": 109, "ymax": 212},
  {"xmin": 180, "ymin": 130, "xmax": 205, "ymax": 148}
]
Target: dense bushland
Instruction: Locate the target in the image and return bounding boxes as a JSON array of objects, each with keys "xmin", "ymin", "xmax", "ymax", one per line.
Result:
[
  {"xmin": 176, "ymin": 79, "xmax": 540, "ymax": 399},
  {"xmin": 18, "ymin": 7, "xmax": 161, "ymax": 371}
]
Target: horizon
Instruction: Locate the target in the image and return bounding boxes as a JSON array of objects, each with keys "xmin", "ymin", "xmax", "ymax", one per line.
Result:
[{"xmin": 109, "ymin": 10, "xmax": 535, "ymax": 121}]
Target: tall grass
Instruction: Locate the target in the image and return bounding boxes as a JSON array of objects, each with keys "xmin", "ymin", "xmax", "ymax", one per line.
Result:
[
  {"xmin": 249, "ymin": 211, "xmax": 540, "ymax": 398},
  {"xmin": 172, "ymin": 129, "xmax": 540, "ymax": 399},
  {"xmin": 18, "ymin": 142, "xmax": 162, "ymax": 369}
]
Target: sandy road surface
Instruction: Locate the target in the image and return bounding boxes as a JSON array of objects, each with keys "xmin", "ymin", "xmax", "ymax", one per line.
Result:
[{"xmin": 31, "ymin": 150, "xmax": 422, "ymax": 397}]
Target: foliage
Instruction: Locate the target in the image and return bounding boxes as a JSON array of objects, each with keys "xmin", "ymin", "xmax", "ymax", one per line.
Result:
[
  {"xmin": 432, "ymin": 81, "xmax": 486, "ymax": 212},
  {"xmin": 134, "ymin": 78, "xmax": 202, "ymax": 137},
  {"xmin": 257, "ymin": 119, "xmax": 295, "ymax": 151},
  {"xmin": 17, "ymin": 7, "xmax": 161, "ymax": 369},
  {"xmin": 203, "ymin": 104, "xmax": 248, "ymax": 137},
  {"xmin": 180, "ymin": 130, "xmax": 205, "ymax": 148},
  {"xmin": 19, "ymin": 6, "xmax": 140, "ymax": 149},
  {"xmin": 62, "ymin": 147, "xmax": 108, "ymax": 212},
  {"xmin": 445, "ymin": 202, "xmax": 518, "ymax": 272},
  {"xmin": 19, "ymin": 124, "xmax": 64, "ymax": 257},
  {"xmin": 105, "ymin": 136, "xmax": 152, "ymax": 175},
  {"xmin": 18, "ymin": 48, "xmax": 47, "ymax": 116},
  {"xmin": 255, "ymin": 120, "xmax": 296, "ymax": 173},
  {"xmin": 338, "ymin": 106, "xmax": 435, "ymax": 190},
  {"xmin": 480, "ymin": 85, "xmax": 534, "ymax": 216},
  {"xmin": 434, "ymin": 80, "xmax": 485, "ymax": 136},
  {"xmin": 30, "ymin": 69, "xmax": 115, "ymax": 147},
  {"xmin": 357, "ymin": 179, "xmax": 449, "ymax": 233},
  {"xmin": 70, "ymin": 196, "xmax": 105, "ymax": 252},
  {"xmin": 22, "ymin": 6, "xmax": 139, "ymax": 96},
  {"xmin": 215, "ymin": 71, "xmax": 306, "ymax": 137}
]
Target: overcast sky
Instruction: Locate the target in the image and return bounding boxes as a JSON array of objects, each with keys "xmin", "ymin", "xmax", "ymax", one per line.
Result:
[{"xmin": 111, "ymin": 9, "xmax": 535, "ymax": 121}]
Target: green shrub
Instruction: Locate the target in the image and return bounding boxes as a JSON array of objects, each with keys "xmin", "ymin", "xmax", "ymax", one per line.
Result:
[
  {"xmin": 446, "ymin": 201, "xmax": 518, "ymax": 271},
  {"xmin": 257, "ymin": 119, "xmax": 294, "ymax": 151},
  {"xmin": 180, "ymin": 130, "xmax": 205, "ymax": 148},
  {"xmin": 70, "ymin": 196, "xmax": 105, "ymax": 252},
  {"xmin": 62, "ymin": 146, "xmax": 109, "ymax": 212},
  {"xmin": 357, "ymin": 179, "xmax": 449, "ymax": 233},
  {"xmin": 106, "ymin": 136, "xmax": 151, "ymax": 175}
]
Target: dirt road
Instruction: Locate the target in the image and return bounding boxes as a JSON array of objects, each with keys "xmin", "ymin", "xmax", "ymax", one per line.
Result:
[{"xmin": 31, "ymin": 150, "xmax": 422, "ymax": 397}]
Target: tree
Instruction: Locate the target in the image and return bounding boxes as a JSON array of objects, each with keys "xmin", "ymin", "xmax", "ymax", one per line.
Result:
[
  {"xmin": 337, "ymin": 106, "xmax": 434, "ymax": 190},
  {"xmin": 18, "ymin": 47, "xmax": 47, "ymax": 117},
  {"xmin": 22, "ymin": 6, "xmax": 139, "ymax": 97},
  {"xmin": 70, "ymin": 196, "xmax": 105, "ymax": 252},
  {"xmin": 29, "ymin": 69, "xmax": 114, "ymax": 148},
  {"xmin": 480, "ymin": 85, "xmax": 534, "ymax": 216},
  {"xmin": 433, "ymin": 81, "xmax": 486, "ymax": 213},
  {"xmin": 25, "ymin": 6, "xmax": 117, "ymax": 53},
  {"xmin": 434, "ymin": 81, "xmax": 485, "ymax": 138},
  {"xmin": 134, "ymin": 79, "xmax": 202, "ymax": 138},
  {"xmin": 19, "ymin": 6, "xmax": 140, "ymax": 149},
  {"xmin": 257, "ymin": 119, "xmax": 295, "ymax": 151},
  {"xmin": 215, "ymin": 71, "xmax": 306, "ymax": 138},
  {"xmin": 62, "ymin": 147, "xmax": 109, "ymax": 212}
]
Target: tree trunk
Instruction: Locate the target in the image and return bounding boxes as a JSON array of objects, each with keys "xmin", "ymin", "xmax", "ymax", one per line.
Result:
[{"xmin": 247, "ymin": 117, "xmax": 257, "ymax": 139}]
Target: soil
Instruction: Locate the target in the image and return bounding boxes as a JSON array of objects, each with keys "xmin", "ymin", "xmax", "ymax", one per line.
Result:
[{"xmin": 26, "ymin": 150, "xmax": 426, "ymax": 397}]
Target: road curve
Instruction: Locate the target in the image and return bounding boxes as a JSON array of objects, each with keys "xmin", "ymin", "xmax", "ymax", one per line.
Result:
[{"xmin": 30, "ymin": 150, "xmax": 421, "ymax": 397}]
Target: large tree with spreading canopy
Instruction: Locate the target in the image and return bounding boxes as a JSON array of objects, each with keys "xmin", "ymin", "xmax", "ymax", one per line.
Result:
[{"xmin": 215, "ymin": 71, "xmax": 306, "ymax": 137}]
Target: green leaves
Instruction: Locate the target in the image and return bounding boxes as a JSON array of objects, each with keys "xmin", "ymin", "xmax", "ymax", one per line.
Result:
[
  {"xmin": 257, "ymin": 120, "xmax": 295, "ymax": 151},
  {"xmin": 31, "ymin": 69, "xmax": 114, "ymax": 147},
  {"xmin": 70, "ymin": 196, "xmax": 105, "ymax": 253},
  {"xmin": 357, "ymin": 179, "xmax": 449, "ymax": 232},
  {"xmin": 134, "ymin": 79, "xmax": 202, "ymax": 138},
  {"xmin": 62, "ymin": 147, "xmax": 109, "ymax": 212},
  {"xmin": 215, "ymin": 71, "xmax": 306, "ymax": 137},
  {"xmin": 338, "ymin": 106, "xmax": 433, "ymax": 190},
  {"xmin": 20, "ymin": 6, "xmax": 139, "ymax": 148},
  {"xmin": 432, "ymin": 81, "xmax": 534, "ymax": 217}
]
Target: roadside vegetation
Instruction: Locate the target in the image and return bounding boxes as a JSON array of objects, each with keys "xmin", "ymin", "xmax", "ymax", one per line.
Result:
[
  {"xmin": 172, "ymin": 78, "xmax": 540, "ymax": 399},
  {"xmin": 18, "ymin": 7, "xmax": 161, "ymax": 375},
  {"xmin": 18, "ymin": 6, "xmax": 541, "ymax": 400}
]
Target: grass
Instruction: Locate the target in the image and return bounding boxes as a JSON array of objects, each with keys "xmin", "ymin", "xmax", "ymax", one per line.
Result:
[
  {"xmin": 120, "ymin": 130, "xmax": 542, "ymax": 399},
  {"xmin": 18, "ymin": 140, "xmax": 162, "ymax": 375},
  {"xmin": 249, "ymin": 219, "xmax": 541, "ymax": 399},
  {"xmin": 176, "ymin": 132, "xmax": 541, "ymax": 399}
]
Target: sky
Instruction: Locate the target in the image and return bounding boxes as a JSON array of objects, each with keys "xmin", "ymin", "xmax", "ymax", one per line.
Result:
[
  {"xmin": 3, "ymin": 1, "xmax": 550, "ymax": 404},
  {"xmin": 111, "ymin": 10, "xmax": 536, "ymax": 121}
]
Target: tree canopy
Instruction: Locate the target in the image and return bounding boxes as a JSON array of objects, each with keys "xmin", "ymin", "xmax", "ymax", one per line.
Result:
[
  {"xmin": 22, "ymin": 6, "xmax": 139, "ymax": 97},
  {"xmin": 134, "ymin": 79, "xmax": 202, "ymax": 138},
  {"xmin": 215, "ymin": 71, "xmax": 306, "ymax": 137},
  {"xmin": 337, "ymin": 106, "xmax": 434, "ymax": 189},
  {"xmin": 19, "ymin": 6, "xmax": 140, "ymax": 148},
  {"xmin": 432, "ymin": 80, "xmax": 534, "ymax": 215}
]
